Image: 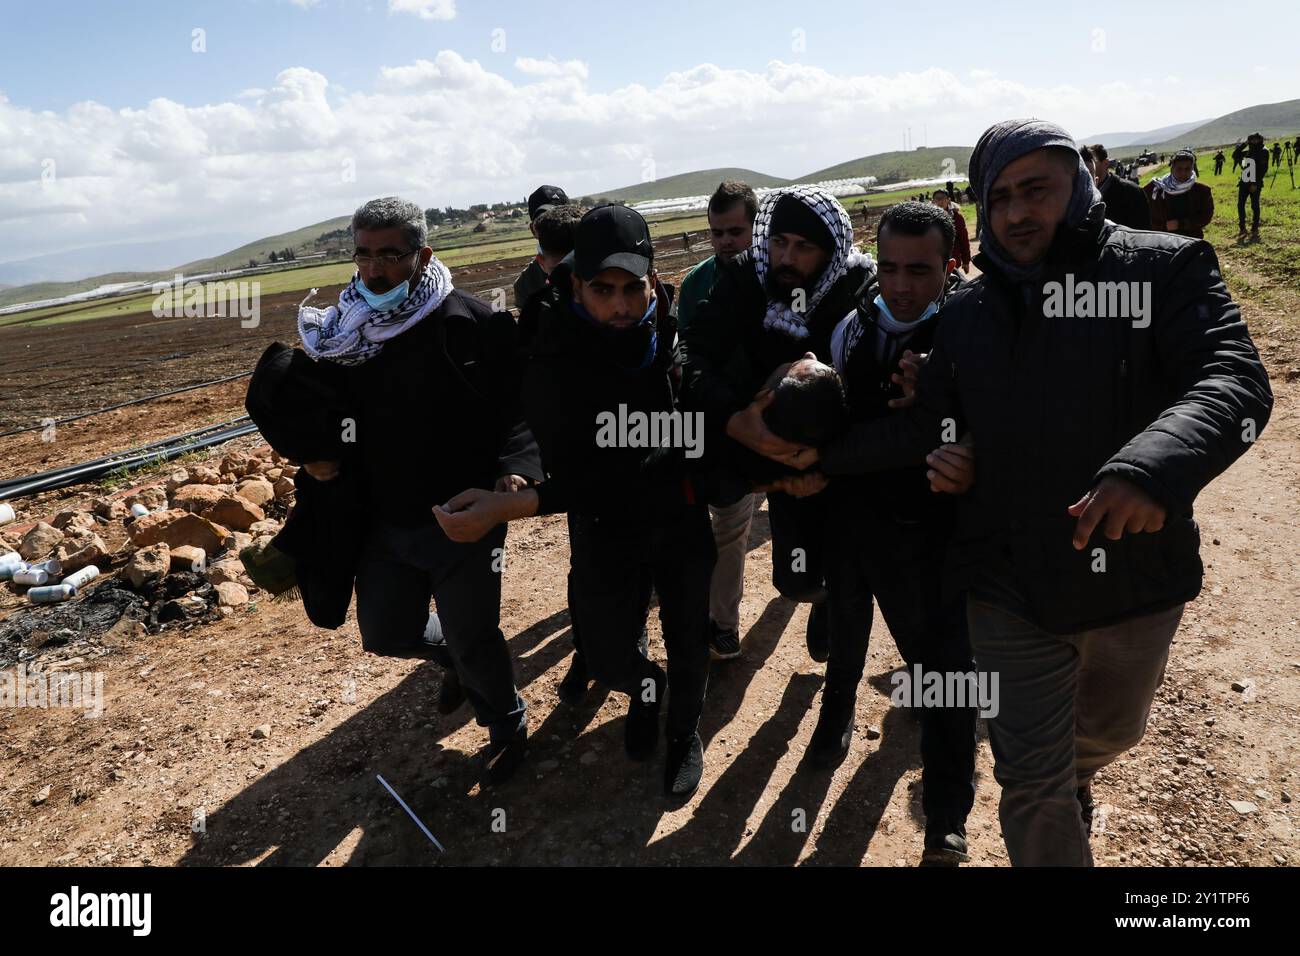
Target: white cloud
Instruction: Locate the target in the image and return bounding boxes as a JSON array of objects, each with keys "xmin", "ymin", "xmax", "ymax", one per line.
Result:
[
  {"xmin": 0, "ymin": 54, "xmax": 1250, "ymax": 267},
  {"xmin": 515, "ymin": 57, "xmax": 589, "ymax": 80},
  {"xmin": 388, "ymin": 0, "xmax": 456, "ymax": 20}
]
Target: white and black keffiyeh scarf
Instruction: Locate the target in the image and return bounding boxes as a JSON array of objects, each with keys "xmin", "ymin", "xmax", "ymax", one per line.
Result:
[
  {"xmin": 751, "ymin": 185, "xmax": 873, "ymax": 341},
  {"xmin": 1150, "ymin": 170, "xmax": 1197, "ymax": 200},
  {"xmin": 297, "ymin": 256, "xmax": 453, "ymax": 365}
]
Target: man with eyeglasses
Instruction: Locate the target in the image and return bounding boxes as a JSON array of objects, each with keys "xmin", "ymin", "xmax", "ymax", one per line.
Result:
[{"xmin": 291, "ymin": 196, "xmax": 543, "ymax": 785}]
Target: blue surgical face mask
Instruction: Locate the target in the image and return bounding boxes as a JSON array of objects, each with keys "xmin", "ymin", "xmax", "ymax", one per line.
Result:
[
  {"xmin": 874, "ymin": 293, "xmax": 939, "ymax": 326},
  {"xmin": 358, "ymin": 259, "xmax": 420, "ymax": 311}
]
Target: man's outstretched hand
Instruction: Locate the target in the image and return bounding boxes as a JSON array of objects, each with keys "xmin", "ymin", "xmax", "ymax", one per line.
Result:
[
  {"xmin": 726, "ymin": 390, "xmax": 809, "ymax": 467},
  {"xmin": 434, "ymin": 487, "xmax": 539, "ymax": 543},
  {"xmin": 1067, "ymin": 476, "xmax": 1167, "ymax": 550}
]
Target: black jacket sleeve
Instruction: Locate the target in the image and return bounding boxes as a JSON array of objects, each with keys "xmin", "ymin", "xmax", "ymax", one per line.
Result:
[
  {"xmin": 1093, "ymin": 240, "xmax": 1273, "ymax": 513},
  {"xmin": 479, "ymin": 308, "xmax": 545, "ymax": 483},
  {"xmin": 678, "ymin": 262, "xmax": 750, "ymax": 453}
]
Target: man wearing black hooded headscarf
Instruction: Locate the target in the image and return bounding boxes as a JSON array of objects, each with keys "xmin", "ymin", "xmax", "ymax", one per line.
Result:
[
  {"xmin": 679, "ymin": 186, "xmax": 875, "ymax": 666},
  {"xmin": 808, "ymin": 118, "xmax": 1273, "ymax": 866}
]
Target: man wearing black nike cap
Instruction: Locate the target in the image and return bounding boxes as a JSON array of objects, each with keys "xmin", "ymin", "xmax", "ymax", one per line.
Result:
[
  {"xmin": 435, "ymin": 204, "xmax": 717, "ymax": 799},
  {"xmin": 514, "ymin": 185, "xmax": 570, "ymax": 309}
]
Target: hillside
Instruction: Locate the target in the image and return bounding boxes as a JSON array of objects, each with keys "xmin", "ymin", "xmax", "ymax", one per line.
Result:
[
  {"xmin": 174, "ymin": 215, "xmax": 353, "ymax": 274},
  {"xmin": 580, "ymin": 167, "xmax": 788, "ymax": 204},
  {"xmin": 798, "ymin": 146, "xmax": 974, "ymax": 185},
  {"xmin": 0, "ymin": 272, "xmax": 164, "ymax": 310},
  {"xmin": 1079, "ymin": 118, "xmax": 1208, "ymax": 148},
  {"xmin": 1124, "ymin": 98, "xmax": 1300, "ymax": 154}
]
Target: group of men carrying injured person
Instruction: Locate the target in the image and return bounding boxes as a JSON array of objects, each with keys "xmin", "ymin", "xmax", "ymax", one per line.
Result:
[{"xmin": 247, "ymin": 118, "xmax": 1273, "ymax": 867}]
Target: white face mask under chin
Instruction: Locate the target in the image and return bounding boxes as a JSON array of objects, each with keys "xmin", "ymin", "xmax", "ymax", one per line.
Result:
[{"xmin": 874, "ymin": 292, "xmax": 939, "ymax": 330}]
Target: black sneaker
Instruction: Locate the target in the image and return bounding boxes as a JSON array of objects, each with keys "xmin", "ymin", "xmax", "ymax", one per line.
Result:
[
  {"xmin": 557, "ymin": 649, "xmax": 590, "ymax": 705},
  {"xmin": 807, "ymin": 688, "xmax": 854, "ymax": 768},
  {"xmin": 709, "ymin": 622, "xmax": 741, "ymax": 660},
  {"xmin": 806, "ymin": 601, "xmax": 830, "ymax": 663},
  {"xmin": 921, "ymin": 819, "xmax": 970, "ymax": 866},
  {"xmin": 436, "ymin": 666, "xmax": 466, "ymax": 714},
  {"xmin": 485, "ymin": 725, "xmax": 528, "ymax": 786},
  {"xmin": 625, "ymin": 663, "xmax": 666, "ymax": 761},
  {"xmin": 664, "ymin": 732, "xmax": 704, "ymax": 798}
]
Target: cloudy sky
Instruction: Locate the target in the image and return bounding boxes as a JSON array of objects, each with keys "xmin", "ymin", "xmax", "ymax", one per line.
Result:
[{"xmin": 1, "ymin": 0, "xmax": 1293, "ymax": 278}]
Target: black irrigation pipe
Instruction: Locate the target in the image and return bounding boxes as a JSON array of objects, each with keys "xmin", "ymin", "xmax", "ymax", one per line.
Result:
[
  {"xmin": 0, "ymin": 419, "xmax": 259, "ymax": 501},
  {"xmin": 0, "ymin": 370, "xmax": 252, "ymax": 439},
  {"xmin": 0, "ymin": 415, "xmax": 252, "ymax": 493}
]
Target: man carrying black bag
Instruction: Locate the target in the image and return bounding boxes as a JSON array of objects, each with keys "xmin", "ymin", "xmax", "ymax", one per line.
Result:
[{"xmin": 245, "ymin": 196, "xmax": 543, "ymax": 785}]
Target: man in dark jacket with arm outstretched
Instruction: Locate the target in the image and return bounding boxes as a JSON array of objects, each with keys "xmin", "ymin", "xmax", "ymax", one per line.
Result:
[
  {"xmin": 433, "ymin": 205, "xmax": 717, "ymax": 799},
  {"xmin": 807, "ymin": 120, "xmax": 1273, "ymax": 865}
]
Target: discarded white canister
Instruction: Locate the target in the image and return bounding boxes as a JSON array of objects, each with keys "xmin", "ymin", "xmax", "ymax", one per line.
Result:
[
  {"xmin": 62, "ymin": 565, "xmax": 100, "ymax": 591},
  {"xmin": 0, "ymin": 552, "xmax": 24, "ymax": 580},
  {"xmin": 28, "ymin": 584, "xmax": 75, "ymax": 603},
  {"xmin": 12, "ymin": 568, "xmax": 50, "ymax": 586},
  {"xmin": 0, "ymin": 503, "xmax": 15, "ymax": 525},
  {"xmin": 32, "ymin": 557, "xmax": 62, "ymax": 577},
  {"xmin": 130, "ymin": 503, "xmax": 150, "ymax": 517}
]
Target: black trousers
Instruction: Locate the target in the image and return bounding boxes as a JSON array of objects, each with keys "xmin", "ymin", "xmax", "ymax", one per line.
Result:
[
  {"xmin": 824, "ymin": 511, "xmax": 977, "ymax": 824},
  {"xmin": 354, "ymin": 520, "xmax": 525, "ymax": 743},
  {"xmin": 567, "ymin": 506, "xmax": 715, "ymax": 739},
  {"xmin": 1238, "ymin": 182, "xmax": 1261, "ymax": 228},
  {"xmin": 766, "ymin": 490, "xmax": 828, "ymax": 603}
]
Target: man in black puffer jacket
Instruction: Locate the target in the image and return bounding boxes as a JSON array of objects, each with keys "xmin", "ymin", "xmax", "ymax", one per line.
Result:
[
  {"xmin": 434, "ymin": 205, "xmax": 717, "ymax": 799},
  {"xmin": 679, "ymin": 185, "xmax": 875, "ymax": 665},
  {"xmin": 810, "ymin": 120, "xmax": 1273, "ymax": 865}
]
